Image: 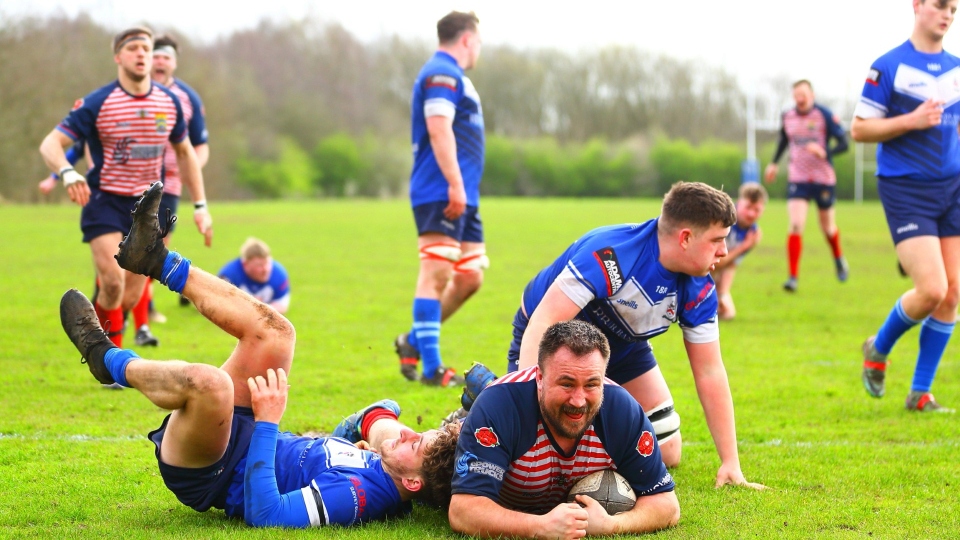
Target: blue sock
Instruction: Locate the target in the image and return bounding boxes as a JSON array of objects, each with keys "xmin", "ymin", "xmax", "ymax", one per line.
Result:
[
  {"xmin": 412, "ymin": 298, "xmax": 442, "ymax": 378},
  {"xmin": 407, "ymin": 325, "xmax": 419, "ymax": 350},
  {"xmin": 874, "ymin": 299, "xmax": 920, "ymax": 355},
  {"xmin": 160, "ymin": 252, "xmax": 191, "ymax": 294},
  {"xmin": 911, "ymin": 317, "xmax": 954, "ymax": 392},
  {"xmin": 103, "ymin": 348, "xmax": 140, "ymax": 388}
]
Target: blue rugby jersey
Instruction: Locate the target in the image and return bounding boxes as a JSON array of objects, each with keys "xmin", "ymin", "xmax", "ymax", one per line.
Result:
[
  {"xmin": 409, "ymin": 51, "xmax": 485, "ymax": 207},
  {"xmin": 451, "ymin": 367, "xmax": 674, "ymax": 514},
  {"xmin": 56, "ymin": 81, "xmax": 186, "ymax": 196},
  {"xmin": 725, "ymin": 222, "xmax": 757, "ymax": 266},
  {"xmin": 855, "ymin": 40, "xmax": 960, "ymax": 181},
  {"xmin": 237, "ymin": 426, "xmax": 409, "ymax": 527},
  {"xmin": 218, "ymin": 258, "xmax": 290, "ymax": 306},
  {"xmin": 521, "ymin": 219, "xmax": 719, "ymax": 349}
]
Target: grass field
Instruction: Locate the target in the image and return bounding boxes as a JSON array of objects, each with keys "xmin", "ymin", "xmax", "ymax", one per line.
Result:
[{"xmin": 1, "ymin": 197, "xmax": 958, "ymax": 539}]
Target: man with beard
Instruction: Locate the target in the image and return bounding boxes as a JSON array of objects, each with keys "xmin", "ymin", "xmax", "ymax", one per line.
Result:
[
  {"xmin": 448, "ymin": 320, "xmax": 679, "ymax": 539},
  {"xmin": 39, "ymin": 26, "xmax": 212, "ymax": 350}
]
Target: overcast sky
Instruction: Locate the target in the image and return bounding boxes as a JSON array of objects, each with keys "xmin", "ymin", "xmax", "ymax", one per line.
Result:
[{"xmin": 3, "ymin": 0, "xmax": 952, "ymax": 117}]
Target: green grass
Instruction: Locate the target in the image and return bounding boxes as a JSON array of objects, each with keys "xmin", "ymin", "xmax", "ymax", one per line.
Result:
[{"xmin": 0, "ymin": 197, "xmax": 957, "ymax": 539}]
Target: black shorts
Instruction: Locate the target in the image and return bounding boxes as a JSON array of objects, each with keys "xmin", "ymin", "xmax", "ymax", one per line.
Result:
[
  {"xmin": 787, "ymin": 182, "xmax": 835, "ymax": 210},
  {"xmin": 412, "ymin": 202, "xmax": 484, "ymax": 243},
  {"xmin": 80, "ymin": 188, "xmax": 139, "ymax": 242},
  {"xmin": 148, "ymin": 406, "xmax": 255, "ymax": 516}
]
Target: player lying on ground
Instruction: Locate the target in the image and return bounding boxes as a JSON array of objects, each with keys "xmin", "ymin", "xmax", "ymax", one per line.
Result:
[
  {"xmin": 59, "ymin": 182, "xmax": 458, "ymax": 526},
  {"xmin": 450, "ymin": 320, "xmax": 681, "ymax": 539}
]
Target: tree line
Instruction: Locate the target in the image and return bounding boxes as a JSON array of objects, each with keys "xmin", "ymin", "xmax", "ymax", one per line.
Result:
[{"xmin": 0, "ymin": 14, "xmax": 869, "ymax": 203}]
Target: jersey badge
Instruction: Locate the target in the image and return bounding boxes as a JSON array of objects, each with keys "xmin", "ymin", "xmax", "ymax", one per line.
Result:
[
  {"xmin": 662, "ymin": 299, "xmax": 678, "ymax": 322},
  {"xmin": 426, "ymin": 74, "xmax": 458, "ymax": 90},
  {"xmin": 474, "ymin": 427, "xmax": 500, "ymax": 448},
  {"xmin": 71, "ymin": 98, "xmax": 84, "ymax": 111},
  {"xmin": 637, "ymin": 431, "xmax": 655, "ymax": 457},
  {"xmin": 155, "ymin": 113, "xmax": 168, "ymax": 133},
  {"xmin": 866, "ymin": 68, "xmax": 880, "ymax": 87},
  {"xmin": 593, "ymin": 247, "xmax": 624, "ymax": 295}
]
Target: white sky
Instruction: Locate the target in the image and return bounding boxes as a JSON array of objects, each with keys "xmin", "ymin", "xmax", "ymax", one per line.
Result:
[{"xmin": 2, "ymin": 0, "xmax": 952, "ymax": 117}]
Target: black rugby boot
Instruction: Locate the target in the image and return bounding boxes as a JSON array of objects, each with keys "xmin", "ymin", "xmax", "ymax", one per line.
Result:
[
  {"xmin": 115, "ymin": 182, "xmax": 174, "ymax": 280},
  {"xmin": 60, "ymin": 289, "xmax": 117, "ymax": 385}
]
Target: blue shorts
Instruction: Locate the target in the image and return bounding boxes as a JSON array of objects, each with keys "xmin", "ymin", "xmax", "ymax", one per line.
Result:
[
  {"xmin": 148, "ymin": 406, "xmax": 255, "ymax": 517},
  {"xmin": 412, "ymin": 202, "xmax": 484, "ymax": 243},
  {"xmin": 787, "ymin": 182, "xmax": 835, "ymax": 210},
  {"xmin": 159, "ymin": 192, "xmax": 180, "ymax": 234},
  {"xmin": 80, "ymin": 188, "xmax": 139, "ymax": 242},
  {"xmin": 506, "ymin": 307, "xmax": 658, "ymax": 385},
  {"xmin": 878, "ymin": 175, "xmax": 960, "ymax": 245}
]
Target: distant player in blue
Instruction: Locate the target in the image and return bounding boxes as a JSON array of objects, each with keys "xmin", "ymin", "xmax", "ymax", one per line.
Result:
[
  {"xmin": 219, "ymin": 237, "xmax": 290, "ymax": 314},
  {"xmin": 853, "ymin": 0, "xmax": 960, "ymax": 412},
  {"xmin": 508, "ymin": 182, "xmax": 765, "ymax": 489},
  {"xmin": 711, "ymin": 183, "xmax": 768, "ymax": 321},
  {"xmin": 58, "ymin": 184, "xmax": 459, "ymax": 527},
  {"xmin": 394, "ymin": 11, "xmax": 487, "ymax": 387},
  {"xmin": 449, "ymin": 321, "xmax": 680, "ymax": 538}
]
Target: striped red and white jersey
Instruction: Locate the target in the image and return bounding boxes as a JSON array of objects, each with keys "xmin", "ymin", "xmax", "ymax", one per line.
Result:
[
  {"xmin": 772, "ymin": 103, "xmax": 848, "ymax": 186},
  {"xmin": 452, "ymin": 366, "xmax": 674, "ymax": 514},
  {"xmin": 161, "ymin": 79, "xmax": 208, "ymax": 197},
  {"xmin": 57, "ymin": 80, "xmax": 186, "ymax": 197}
]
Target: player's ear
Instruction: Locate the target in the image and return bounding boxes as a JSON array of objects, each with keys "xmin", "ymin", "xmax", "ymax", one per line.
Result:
[
  {"xmin": 678, "ymin": 228, "xmax": 693, "ymax": 249},
  {"xmin": 401, "ymin": 475, "xmax": 423, "ymax": 493}
]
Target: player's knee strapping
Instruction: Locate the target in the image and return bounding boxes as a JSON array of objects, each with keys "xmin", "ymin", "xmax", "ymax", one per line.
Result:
[
  {"xmin": 454, "ymin": 248, "xmax": 490, "ymax": 274},
  {"xmin": 647, "ymin": 399, "xmax": 681, "ymax": 444},
  {"xmin": 419, "ymin": 242, "xmax": 461, "ymax": 264}
]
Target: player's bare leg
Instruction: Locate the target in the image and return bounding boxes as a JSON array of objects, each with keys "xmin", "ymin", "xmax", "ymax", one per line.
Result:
[
  {"xmin": 621, "ymin": 367, "xmax": 681, "ymax": 468},
  {"xmin": 440, "ymin": 240, "xmax": 485, "ymax": 321},
  {"xmin": 818, "ymin": 207, "xmax": 847, "ymax": 282},
  {"xmin": 713, "ymin": 267, "xmax": 737, "ymax": 321},
  {"xmin": 784, "ymin": 199, "xmax": 809, "ymax": 291}
]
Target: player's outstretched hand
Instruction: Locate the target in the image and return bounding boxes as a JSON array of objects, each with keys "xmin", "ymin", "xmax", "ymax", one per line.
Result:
[
  {"xmin": 444, "ymin": 183, "xmax": 467, "ymax": 220},
  {"xmin": 538, "ymin": 502, "xmax": 589, "ymax": 540},
  {"xmin": 194, "ymin": 207, "xmax": 213, "ymax": 247},
  {"xmin": 763, "ymin": 163, "xmax": 778, "ymax": 184},
  {"xmin": 910, "ymin": 99, "xmax": 944, "ymax": 131},
  {"xmin": 574, "ymin": 494, "xmax": 613, "ymax": 536},
  {"xmin": 38, "ymin": 176, "xmax": 57, "ymax": 195},
  {"xmin": 62, "ymin": 169, "xmax": 90, "ymax": 206},
  {"xmin": 248, "ymin": 368, "xmax": 288, "ymax": 424},
  {"xmin": 716, "ymin": 463, "xmax": 766, "ymax": 490}
]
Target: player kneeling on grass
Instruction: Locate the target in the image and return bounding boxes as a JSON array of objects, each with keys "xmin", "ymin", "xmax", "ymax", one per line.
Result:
[
  {"xmin": 59, "ymin": 182, "xmax": 458, "ymax": 527},
  {"xmin": 711, "ymin": 183, "xmax": 767, "ymax": 321},
  {"xmin": 449, "ymin": 320, "xmax": 680, "ymax": 539}
]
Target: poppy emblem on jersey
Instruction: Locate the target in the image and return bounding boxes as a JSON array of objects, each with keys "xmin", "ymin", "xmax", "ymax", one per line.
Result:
[
  {"xmin": 155, "ymin": 113, "xmax": 167, "ymax": 133},
  {"xmin": 71, "ymin": 98, "xmax": 84, "ymax": 111},
  {"xmin": 475, "ymin": 427, "xmax": 500, "ymax": 448},
  {"xmin": 592, "ymin": 247, "xmax": 624, "ymax": 295},
  {"xmin": 637, "ymin": 431, "xmax": 655, "ymax": 457}
]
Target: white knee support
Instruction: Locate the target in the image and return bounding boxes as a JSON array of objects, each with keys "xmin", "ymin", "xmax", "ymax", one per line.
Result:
[
  {"xmin": 420, "ymin": 242, "xmax": 461, "ymax": 263},
  {"xmin": 647, "ymin": 399, "xmax": 681, "ymax": 444},
  {"xmin": 454, "ymin": 248, "xmax": 490, "ymax": 273}
]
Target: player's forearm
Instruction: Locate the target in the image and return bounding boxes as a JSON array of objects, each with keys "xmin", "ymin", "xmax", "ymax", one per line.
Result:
[
  {"xmin": 518, "ymin": 320, "xmax": 549, "ymax": 370},
  {"xmin": 429, "ymin": 127, "xmax": 464, "ymax": 190},
  {"xmin": 174, "ymin": 143, "xmax": 207, "ymax": 203},
  {"xmin": 448, "ymin": 495, "xmax": 546, "ymax": 538},
  {"xmin": 39, "ymin": 133, "xmax": 72, "ymax": 174},
  {"xmin": 850, "ymin": 116, "xmax": 912, "ymax": 143},
  {"xmin": 605, "ymin": 491, "xmax": 680, "ymax": 535},
  {"xmin": 195, "ymin": 143, "xmax": 210, "ymax": 169},
  {"xmin": 244, "ymin": 422, "xmax": 312, "ymax": 527}
]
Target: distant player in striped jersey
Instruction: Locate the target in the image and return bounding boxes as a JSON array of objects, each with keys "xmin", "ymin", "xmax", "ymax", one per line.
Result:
[
  {"xmin": 764, "ymin": 80, "xmax": 850, "ymax": 292},
  {"xmin": 711, "ymin": 183, "xmax": 767, "ymax": 321},
  {"xmin": 449, "ymin": 320, "xmax": 679, "ymax": 538},
  {"xmin": 39, "ymin": 26, "xmax": 213, "ymax": 351}
]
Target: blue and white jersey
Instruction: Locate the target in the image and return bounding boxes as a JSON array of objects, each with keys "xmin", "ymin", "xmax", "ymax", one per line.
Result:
[
  {"xmin": 236, "ymin": 426, "xmax": 409, "ymax": 527},
  {"xmin": 522, "ymin": 219, "xmax": 719, "ymax": 347},
  {"xmin": 218, "ymin": 258, "xmax": 290, "ymax": 307},
  {"xmin": 855, "ymin": 40, "xmax": 960, "ymax": 181},
  {"xmin": 725, "ymin": 223, "xmax": 757, "ymax": 266},
  {"xmin": 409, "ymin": 51, "xmax": 485, "ymax": 207},
  {"xmin": 451, "ymin": 367, "xmax": 674, "ymax": 514}
]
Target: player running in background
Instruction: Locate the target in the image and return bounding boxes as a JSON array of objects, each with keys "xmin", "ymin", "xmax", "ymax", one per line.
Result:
[
  {"xmin": 711, "ymin": 183, "xmax": 767, "ymax": 321},
  {"xmin": 394, "ymin": 11, "xmax": 486, "ymax": 387},
  {"xmin": 39, "ymin": 26, "xmax": 212, "ymax": 351},
  {"xmin": 59, "ymin": 183, "xmax": 458, "ymax": 526},
  {"xmin": 507, "ymin": 182, "xmax": 765, "ymax": 490},
  {"xmin": 449, "ymin": 320, "xmax": 680, "ymax": 538},
  {"xmin": 853, "ymin": 0, "xmax": 960, "ymax": 412},
  {"xmin": 764, "ymin": 80, "xmax": 850, "ymax": 292},
  {"xmin": 219, "ymin": 237, "xmax": 291, "ymax": 315}
]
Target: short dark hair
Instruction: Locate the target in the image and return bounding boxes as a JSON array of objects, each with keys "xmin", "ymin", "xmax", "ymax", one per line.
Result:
[
  {"xmin": 792, "ymin": 79, "xmax": 813, "ymax": 90},
  {"xmin": 153, "ymin": 33, "xmax": 179, "ymax": 53},
  {"xmin": 437, "ymin": 11, "xmax": 479, "ymax": 44},
  {"xmin": 738, "ymin": 183, "xmax": 768, "ymax": 204},
  {"xmin": 659, "ymin": 181, "xmax": 736, "ymax": 234},
  {"xmin": 112, "ymin": 26, "xmax": 153, "ymax": 53},
  {"xmin": 418, "ymin": 423, "xmax": 460, "ymax": 509},
  {"xmin": 538, "ymin": 320, "xmax": 610, "ymax": 371}
]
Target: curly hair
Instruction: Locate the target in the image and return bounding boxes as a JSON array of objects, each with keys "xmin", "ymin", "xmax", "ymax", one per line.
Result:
[{"xmin": 417, "ymin": 422, "xmax": 461, "ymax": 509}]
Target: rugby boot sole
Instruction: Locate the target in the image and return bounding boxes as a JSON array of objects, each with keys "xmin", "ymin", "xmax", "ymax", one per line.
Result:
[{"xmin": 115, "ymin": 182, "xmax": 172, "ymax": 280}]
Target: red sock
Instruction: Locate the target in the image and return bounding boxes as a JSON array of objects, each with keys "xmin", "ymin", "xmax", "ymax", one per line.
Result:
[
  {"xmin": 133, "ymin": 280, "xmax": 151, "ymax": 328},
  {"xmin": 827, "ymin": 230, "xmax": 843, "ymax": 259},
  {"xmin": 94, "ymin": 301, "xmax": 125, "ymax": 347},
  {"xmin": 360, "ymin": 408, "xmax": 399, "ymax": 441},
  {"xmin": 787, "ymin": 234, "xmax": 802, "ymax": 278}
]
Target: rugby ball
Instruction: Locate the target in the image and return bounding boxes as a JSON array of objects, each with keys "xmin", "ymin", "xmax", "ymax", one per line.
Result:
[{"xmin": 566, "ymin": 469, "xmax": 637, "ymax": 515}]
